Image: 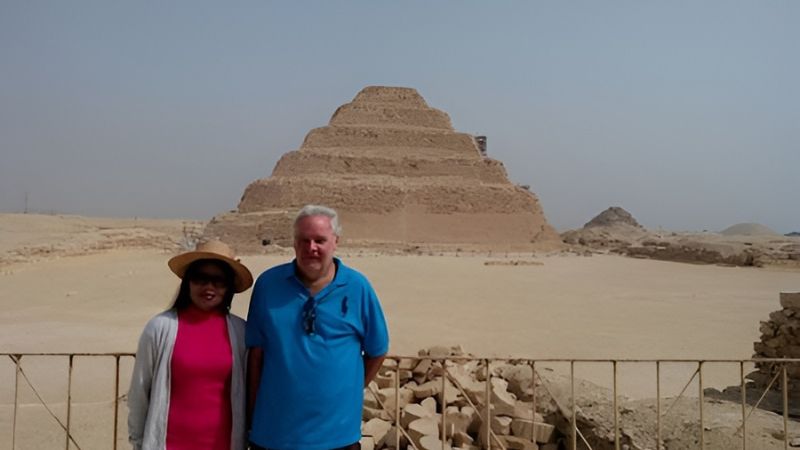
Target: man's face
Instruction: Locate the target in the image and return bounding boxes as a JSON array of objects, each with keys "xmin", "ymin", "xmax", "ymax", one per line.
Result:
[{"xmin": 293, "ymin": 214, "xmax": 339, "ymax": 282}]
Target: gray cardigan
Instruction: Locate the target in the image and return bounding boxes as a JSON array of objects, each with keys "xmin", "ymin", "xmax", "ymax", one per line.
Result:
[{"xmin": 127, "ymin": 309, "xmax": 247, "ymax": 450}]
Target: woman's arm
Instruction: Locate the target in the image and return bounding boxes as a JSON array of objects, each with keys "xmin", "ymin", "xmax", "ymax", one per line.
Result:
[{"xmin": 127, "ymin": 323, "xmax": 158, "ymax": 450}]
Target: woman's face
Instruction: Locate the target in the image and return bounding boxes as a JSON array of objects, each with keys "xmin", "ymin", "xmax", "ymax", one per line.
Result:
[{"xmin": 187, "ymin": 262, "xmax": 230, "ymax": 312}]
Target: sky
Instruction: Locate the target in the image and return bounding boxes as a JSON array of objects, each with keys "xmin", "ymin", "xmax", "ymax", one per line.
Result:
[{"xmin": 1, "ymin": 2, "xmax": 797, "ymax": 233}]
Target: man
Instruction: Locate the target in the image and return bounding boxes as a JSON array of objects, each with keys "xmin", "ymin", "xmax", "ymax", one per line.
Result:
[{"xmin": 246, "ymin": 204, "xmax": 389, "ymax": 450}]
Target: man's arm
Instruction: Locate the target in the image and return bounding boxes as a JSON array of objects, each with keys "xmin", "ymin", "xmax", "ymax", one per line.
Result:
[
  {"xmin": 363, "ymin": 354, "xmax": 386, "ymax": 387},
  {"xmin": 246, "ymin": 347, "xmax": 264, "ymax": 429}
]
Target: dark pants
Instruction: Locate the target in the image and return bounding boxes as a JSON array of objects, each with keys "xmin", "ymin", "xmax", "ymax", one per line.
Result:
[{"xmin": 250, "ymin": 443, "xmax": 360, "ymax": 450}]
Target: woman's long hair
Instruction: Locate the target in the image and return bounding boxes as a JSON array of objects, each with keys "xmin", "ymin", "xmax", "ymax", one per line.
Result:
[{"xmin": 171, "ymin": 259, "xmax": 236, "ymax": 312}]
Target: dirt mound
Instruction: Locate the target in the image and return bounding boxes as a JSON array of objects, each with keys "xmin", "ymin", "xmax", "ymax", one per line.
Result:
[
  {"xmin": 205, "ymin": 86, "xmax": 561, "ymax": 253},
  {"xmin": 720, "ymin": 222, "xmax": 779, "ymax": 236}
]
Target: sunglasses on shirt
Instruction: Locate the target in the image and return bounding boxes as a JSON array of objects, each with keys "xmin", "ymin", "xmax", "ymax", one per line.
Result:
[{"xmin": 302, "ymin": 297, "xmax": 317, "ymax": 335}]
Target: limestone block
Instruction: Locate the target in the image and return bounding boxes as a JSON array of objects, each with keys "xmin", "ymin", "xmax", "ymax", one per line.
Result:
[
  {"xmin": 770, "ymin": 310, "xmax": 790, "ymax": 324},
  {"xmin": 498, "ymin": 435, "xmax": 538, "ymax": 450},
  {"xmin": 428, "ymin": 345, "xmax": 452, "ymax": 358},
  {"xmin": 444, "ymin": 408, "xmax": 472, "ymax": 437},
  {"xmin": 462, "ymin": 406, "xmax": 481, "ymax": 434},
  {"xmin": 414, "ymin": 380, "xmax": 441, "ymax": 399},
  {"xmin": 421, "ymin": 397, "xmax": 438, "ymax": 414},
  {"xmin": 491, "ymin": 415, "xmax": 513, "ymax": 435},
  {"xmin": 430, "ymin": 362, "xmax": 446, "ymax": 378},
  {"xmin": 402, "ymin": 403, "xmax": 434, "ymax": 428},
  {"xmin": 375, "ymin": 372, "xmax": 396, "ymax": 389},
  {"xmin": 399, "ymin": 358, "xmax": 417, "ymax": 370},
  {"xmin": 499, "ymin": 365, "xmax": 534, "ymax": 401},
  {"xmin": 511, "ymin": 420, "xmax": 555, "ymax": 444},
  {"xmin": 760, "ymin": 321, "xmax": 777, "ymax": 337},
  {"xmin": 364, "ymin": 390, "xmax": 379, "ymax": 409},
  {"xmin": 379, "ymin": 386, "xmax": 415, "ymax": 411},
  {"xmin": 452, "ymin": 430, "xmax": 474, "ymax": 448},
  {"xmin": 491, "ymin": 378, "xmax": 517, "ymax": 416},
  {"xmin": 408, "ymin": 417, "xmax": 440, "ymax": 448},
  {"xmin": 783, "ymin": 345, "xmax": 800, "ymax": 358},
  {"xmin": 363, "ymin": 418, "xmax": 392, "ymax": 448},
  {"xmin": 449, "ymin": 366, "xmax": 484, "ymax": 403},
  {"xmin": 780, "ymin": 292, "xmax": 800, "ymax": 309},
  {"xmin": 419, "ymin": 435, "xmax": 453, "ymax": 450},
  {"xmin": 385, "ymin": 426, "xmax": 408, "ymax": 449},
  {"xmin": 363, "ymin": 405, "xmax": 391, "ymax": 421},
  {"xmin": 414, "ymin": 359, "xmax": 433, "ymax": 376},
  {"xmin": 765, "ymin": 335, "xmax": 787, "ymax": 349},
  {"xmin": 512, "ymin": 401, "xmax": 543, "ymax": 421},
  {"xmin": 360, "ymin": 436, "xmax": 375, "ymax": 450}
]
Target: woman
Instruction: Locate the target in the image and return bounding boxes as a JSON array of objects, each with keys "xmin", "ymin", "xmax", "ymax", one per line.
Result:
[{"xmin": 128, "ymin": 240, "xmax": 253, "ymax": 450}]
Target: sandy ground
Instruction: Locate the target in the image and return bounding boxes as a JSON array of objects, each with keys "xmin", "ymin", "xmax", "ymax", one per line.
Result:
[{"xmin": 1, "ymin": 216, "xmax": 799, "ymax": 448}]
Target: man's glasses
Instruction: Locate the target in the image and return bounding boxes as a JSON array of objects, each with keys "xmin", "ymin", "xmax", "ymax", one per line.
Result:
[
  {"xmin": 302, "ymin": 297, "xmax": 317, "ymax": 335},
  {"xmin": 188, "ymin": 272, "xmax": 228, "ymax": 289}
]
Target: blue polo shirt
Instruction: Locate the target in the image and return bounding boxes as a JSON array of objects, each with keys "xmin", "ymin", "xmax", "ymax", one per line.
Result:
[{"xmin": 246, "ymin": 258, "xmax": 389, "ymax": 450}]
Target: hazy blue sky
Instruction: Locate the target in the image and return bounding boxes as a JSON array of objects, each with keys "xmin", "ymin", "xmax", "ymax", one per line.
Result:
[{"xmin": 1, "ymin": 2, "xmax": 797, "ymax": 232}]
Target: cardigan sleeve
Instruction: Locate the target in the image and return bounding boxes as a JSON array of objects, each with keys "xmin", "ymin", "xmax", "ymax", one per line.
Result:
[{"xmin": 127, "ymin": 318, "xmax": 159, "ymax": 450}]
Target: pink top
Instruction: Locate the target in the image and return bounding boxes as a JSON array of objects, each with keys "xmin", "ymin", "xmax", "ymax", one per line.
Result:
[{"xmin": 167, "ymin": 306, "xmax": 233, "ymax": 450}]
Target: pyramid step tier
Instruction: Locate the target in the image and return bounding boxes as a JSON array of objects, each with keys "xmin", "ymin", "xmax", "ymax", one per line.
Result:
[
  {"xmin": 301, "ymin": 126, "xmax": 480, "ymax": 156},
  {"xmin": 237, "ymin": 177, "xmax": 544, "ymax": 215},
  {"xmin": 205, "ymin": 209, "xmax": 559, "ymax": 253},
  {"xmin": 330, "ymin": 103, "xmax": 453, "ymax": 130},
  {"xmin": 272, "ymin": 150, "xmax": 509, "ymax": 182}
]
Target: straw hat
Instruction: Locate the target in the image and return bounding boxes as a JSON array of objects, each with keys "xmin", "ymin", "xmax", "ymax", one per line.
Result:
[{"xmin": 167, "ymin": 240, "xmax": 253, "ymax": 293}]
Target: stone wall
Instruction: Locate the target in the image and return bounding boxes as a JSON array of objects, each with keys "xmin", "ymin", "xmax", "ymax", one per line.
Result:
[{"xmin": 750, "ymin": 292, "xmax": 800, "ymax": 393}]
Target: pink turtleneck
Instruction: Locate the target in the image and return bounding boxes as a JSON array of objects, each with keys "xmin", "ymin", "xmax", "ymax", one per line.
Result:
[{"xmin": 166, "ymin": 306, "xmax": 232, "ymax": 450}]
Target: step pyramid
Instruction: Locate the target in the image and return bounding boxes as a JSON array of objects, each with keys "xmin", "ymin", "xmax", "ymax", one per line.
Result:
[{"xmin": 205, "ymin": 86, "xmax": 560, "ymax": 252}]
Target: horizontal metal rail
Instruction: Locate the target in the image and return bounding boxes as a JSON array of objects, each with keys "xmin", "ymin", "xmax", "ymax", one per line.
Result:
[{"xmin": 2, "ymin": 353, "xmax": 798, "ymax": 450}]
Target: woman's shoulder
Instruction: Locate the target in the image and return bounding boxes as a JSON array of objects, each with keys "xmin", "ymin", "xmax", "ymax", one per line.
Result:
[
  {"xmin": 227, "ymin": 312, "xmax": 246, "ymax": 328},
  {"xmin": 142, "ymin": 309, "xmax": 178, "ymax": 333}
]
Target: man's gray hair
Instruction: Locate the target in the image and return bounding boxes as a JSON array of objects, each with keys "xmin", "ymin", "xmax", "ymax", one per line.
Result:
[{"xmin": 294, "ymin": 204, "xmax": 342, "ymax": 236}]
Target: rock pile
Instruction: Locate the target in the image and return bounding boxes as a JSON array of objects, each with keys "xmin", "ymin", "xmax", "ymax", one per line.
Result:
[
  {"xmin": 204, "ymin": 86, "xmax": 560, "ymax": 253},
  {"xmin": 750, "ymin": 292, "xmax": 800, "ymax": 394},
  {"xmin": 363, "ymin": 346, "xmax": 560, "ymax": 450}
]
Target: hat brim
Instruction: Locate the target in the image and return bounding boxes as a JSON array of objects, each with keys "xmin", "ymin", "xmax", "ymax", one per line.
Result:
[{"xmin": 168, "ymin": 251, "xmax": 254, "ymax": 293}]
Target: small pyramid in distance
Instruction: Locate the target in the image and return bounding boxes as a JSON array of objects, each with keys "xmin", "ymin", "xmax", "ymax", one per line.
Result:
[
  {"xmin": 583, "ymin": 206, "xmax": 643, "ymax": 229},
  {"xmin": 205, "ymin": 86, "xmax": 561, "ymax": 252}
]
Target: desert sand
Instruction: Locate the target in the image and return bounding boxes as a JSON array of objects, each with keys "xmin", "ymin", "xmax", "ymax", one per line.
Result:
[{"xmin": 1, "ymin": 213, "xmax": 799, "ymax": 448}]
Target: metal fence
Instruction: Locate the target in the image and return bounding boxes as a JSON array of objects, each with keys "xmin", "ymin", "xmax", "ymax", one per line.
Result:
[{"xmin": 2, "ymin": 353, "xmax": 798, "ymax": 450}]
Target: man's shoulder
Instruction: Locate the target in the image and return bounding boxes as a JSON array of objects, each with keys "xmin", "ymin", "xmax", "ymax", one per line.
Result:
[
  {"xmin": 254, "ymin": 261, "xmax": 294, "ymax": 285},
  {"xmin": 336, "ymin": 259, "xmax": 373, "ymax": 288}
]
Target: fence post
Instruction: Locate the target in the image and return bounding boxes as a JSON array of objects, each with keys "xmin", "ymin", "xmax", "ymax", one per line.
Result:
[
  {"xmin": 740, "ymin": 361, "xmax": 746, "ymax": 450},
  {"xmin": 66, "ymin": 355, "xmax": 74, "ymax": 450},
  {"xmin": 656, "ymin": 361, "xmax": 661, "ymax": 450},
  {"xmin": 783, "ymin": 364, "xmax": 789, "ymax": 450},
  {"xmin": 571, "ymin": 361, "xmax": 576, "ymax": 450},
  {"xmin": 698, "ymin": 361, "xmax": 704, "ymax": 450},
  {"xmin": 613, "ymin": 361, "xmax": 620, "ymax": 450},
  {"xmin": 12, "ymin": 355, "xmax": 22, "ymax": 450},
  {"xmin": 114, "ymin": 355, "xmax": 121, "ymax": 450}
]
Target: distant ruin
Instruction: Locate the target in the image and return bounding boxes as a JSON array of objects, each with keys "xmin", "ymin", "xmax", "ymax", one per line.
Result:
[{"xmin": 205, "ymin": 86, "xmax": 560, "ymax": 253}]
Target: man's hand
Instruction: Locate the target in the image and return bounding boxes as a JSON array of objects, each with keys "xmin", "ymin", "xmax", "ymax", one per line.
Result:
[
  {"xmin": 363, "ymin": 354, "xmax": 386, "ymax": 387},
  {"xmin": 247, "ymin": 347, "xmax": 264, "ymax": 429}
]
